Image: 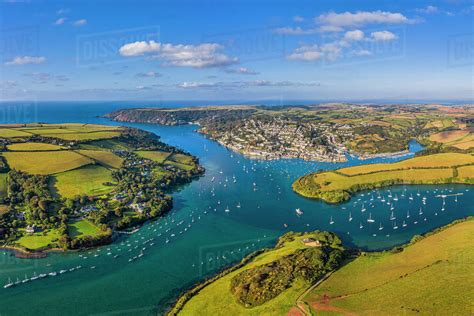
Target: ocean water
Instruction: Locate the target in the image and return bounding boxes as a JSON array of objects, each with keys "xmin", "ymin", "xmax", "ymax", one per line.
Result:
[{"xmin": 0, "ymin": 102, "xmax": 472, "ymax": 315}]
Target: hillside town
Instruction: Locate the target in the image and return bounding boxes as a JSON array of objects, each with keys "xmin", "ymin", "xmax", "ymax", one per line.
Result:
[{"xmin": 200, "ymin": 118, "xmax": 352, "ymax": 162}]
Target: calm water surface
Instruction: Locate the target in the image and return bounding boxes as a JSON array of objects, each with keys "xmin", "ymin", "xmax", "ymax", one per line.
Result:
[{"xmin": 0, "ymin": 102, "xmax": 472, "ymax": 315}]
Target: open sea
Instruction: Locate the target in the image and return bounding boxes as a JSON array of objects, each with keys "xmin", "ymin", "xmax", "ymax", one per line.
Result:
[{"xmin": 0, "ymin": 101, "xmax": 472, "ymax": 315}]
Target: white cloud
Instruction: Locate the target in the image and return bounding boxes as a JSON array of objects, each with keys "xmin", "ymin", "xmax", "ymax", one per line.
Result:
[
  {"xmin": 273, "ymin": 26, "xmax": 317, "ymax": 35},
  {"xmin": 287, "ymin": 45, "xmax": 323, "ymax": 61},
  {"xmin": 73, "ymin": 19, "xmax": 87, "ymax": 27},
  {"xmin": 416, "ymin": 5, "xmax": 438, "ymax": 14},
  {"xmin": 136, "ymin": 71, "xmax": 161, "ymax": 78},
  {"xmin": 224, "ymin": 67, "xmax": 259, "ymax": 75},
  {"xmin": 54, "ymin": 17, "xmax": 66, "ymax": 25},
  {"xmin": 287, "ymin": 43, "xmax": 341, "ymax": 62},
  {"xmin": 177, "ymin": 80, "xmax": 318, "ymax": 89},
  {"xmin": 293, "ymin": 16, "xmax": 305, "ymax": 22},
  {"xmin": 371, "ymin": 30, "xmax": 398, "ymax": 41},
  {"xmin": 352, "ymin": 49, "xmax": 372, "ymax": 56},
  {"xmin": 5, "ymin": 56, "xmax": 46, "ymax": 65},
  {"xmin": 344, "ymin": 29, "xmax": 364, "ymax": 41},
  {"xmin": 316, "ymin": 10, "xmax": 411, "ymax": 28},
  {"xmin": 119, "ymin": 41, "xmax": 238, "ymax": 68}
]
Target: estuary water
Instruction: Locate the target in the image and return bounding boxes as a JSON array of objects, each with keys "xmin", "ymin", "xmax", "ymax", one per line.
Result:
[{"xmin": 0, "ymin": 102, "xmax": 472, "ymax": 315}]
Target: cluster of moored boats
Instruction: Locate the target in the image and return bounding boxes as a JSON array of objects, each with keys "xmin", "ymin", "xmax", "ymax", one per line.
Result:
[{"xmin": 4, "ymin": 265, "xmax": 83, "ymax": 289}]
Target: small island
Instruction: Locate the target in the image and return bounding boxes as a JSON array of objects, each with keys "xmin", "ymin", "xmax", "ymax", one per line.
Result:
[{"xmin": 0, "ymin": 123, "xmax": 204, "ymax": 255}]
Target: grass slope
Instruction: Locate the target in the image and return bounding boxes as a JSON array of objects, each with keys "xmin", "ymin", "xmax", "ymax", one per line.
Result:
[
  {"xmin": 135, "ymin": 150, "xmax": 172, "ymax": 163},
  {"xmin": 1, "ymin": 151, "xmax": 93, "ymax": 175},
  {"xmin": 68, "ymin": 220, "xmax": 103, "ymax": 238},
  {"xmin": 6, "ymin": 142, "xmax": 63, "ymax": 151},
  {"xmin": 178, "ymin": 233, "xmax": 326, "ymax": 316},
  {"xmin": 303, "ymin": 219, "xmax": 474, "ymax": 316},
  {"xmin": 293, "ymin": 153, "xmax": 474, "ymax": 203},
  {"xmin": 76, "ymin": 150, "xmax": 123, "ymax": 168},
  {"xmin": 50, "ymin": 165, "xmax": 116, "ymax": 198},
  {"xmin": 16, "ymin": 229, "xmax": 62, "ymax": 250},
  {"xmin": 0, "ymin": 128, "xmax": 32, "ymax": 138}
]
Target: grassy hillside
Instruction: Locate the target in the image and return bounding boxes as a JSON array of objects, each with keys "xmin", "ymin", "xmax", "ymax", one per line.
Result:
[
  {"xmin": 173, "ymin": 232, "xmax": 343, "ymax": 316},
  {"xmin": 50, "ymin": 165, "xmax": 116, "ymax": 198},
  {"xmin": 7, "ymin": 142, "xmax": 63, "ymax": 151},
  {"xmin": 303, "ymin": 219, "xmax": 474, "ymax": 316},
  {"xmin": 1, "ymin": 151, "xmax": 94, "ymax": 175},
  {"xmin": 76, "ymin": 149, "xmax": 123, "ymax": 168},
  {"xmin": 293, "ymin": 153, "xmax": 474, "ymax": 203}
]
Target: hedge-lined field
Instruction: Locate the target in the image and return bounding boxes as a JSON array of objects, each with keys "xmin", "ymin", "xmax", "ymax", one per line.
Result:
[
  {"xmin": 303, "ymin": 219, "xmax": 474, "ymax": 315},
  {"xmin": 76, "ymin": 149, "xmax": 123, "ymax": 168},
  {"xmin": 2, "ymin": 151, "xmax": 93, "ymax": 175},
  {"xmin": 7, "ymin": 142, "xmax": 63, "ymax": 151},
  {"xmin": 50, "ymin": 165, "xmax": 116, "ymax": 198}
]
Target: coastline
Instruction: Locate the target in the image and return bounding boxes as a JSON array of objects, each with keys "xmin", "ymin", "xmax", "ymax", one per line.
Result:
[{"xmin": 166, "ymin": 216, "xmax": 473, "ymax": 315}]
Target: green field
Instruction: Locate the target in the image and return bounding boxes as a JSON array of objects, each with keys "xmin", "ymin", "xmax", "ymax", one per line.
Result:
[
  {"xmin": 44, "ymin": 131, "xmax": 121, "ymax": 141},
  {"xmin": 76, "ymin": 150, "xmax": 123, "ymax": 168},
  {"xmin": 293, "ymin": 153, "xmax": 474, "ymax": 203},
  {"xmin": 68, "ymin": 220, "xmax": 103, "ymax": 238},
  {"xmin": 7, "ymin": 142, "xmax": 63, "ymax": 151},
  {"xmin": 16, "ymin": 229, "xmax": 62, "ymax": 250},
  {"xmin": 50, "ymin": 165, "xmax": 116, "ymax": 198},
  {"xmin": 0, "ymin": 173, "xmax": 7, "ymax": 198},
  {"xmin": 303, "ymin": 219, "xmax": 474, "ymax": 315},
  {"xmin": 0, "ymin": 128, "xmax": 32, "ymax": 138},
  {"xmin": 177, "ymin": 233, "xmax": 333, "ymax": 316},
  {"xmin": 165, "ymin": 153, "xmax": 196, "ymax": 171},
  {"xmin": 136, "ymin": 150, "xmax": 172, "ymax": 163},
  {"xmin": 1, "ymin": 151, "xmax": 93, "ymax": 175}
]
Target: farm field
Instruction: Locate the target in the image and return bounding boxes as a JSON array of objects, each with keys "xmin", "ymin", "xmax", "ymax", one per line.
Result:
[
  {"xmin": 68, "ymin": 220, "xmax": 103, "ymax": 238},
  {"xmin": 177, "ymin": 232, "xmax": 328, "ymax": 316},
  {"xmin": 429, "ymin": 130, "xmax": 474, "ymax": 150},
  {"xmin": 136, "ymin": 150, "xmax": 172, "ymax": 163},
  {"xmin": 165, "ymin": 153, "xmax": 196, "ymax": 171},
  {"xmin": 76, "ymin": 150, "xmax": 123, "ymax": 168},
  {"xmin": 43, "ymin": 131, "xmax": 121, "ymax": 141},
  {"xmin": 338, "ymin": 153, "xmax": 474, "ymax": 176},
  {"xmin": 16, "ymin": 229, "xmax": 62, "ymax": 250},
  {"xmin": 302, "ymin": 219, "xmax": 474, "ymax": 315},
  {"xmin": 0, "ymin": 128, "xmax": 32, "ymax": 138},
  {"xmin": 293, "ymin": 153, "xmax": 474, "ymax": 202},
  {"xmin": 6, "ymin": 142, "xmax": 63, "ymax": 151},
  {"xmin": 1, "ymin": 151, "xmax": 93, "ymax": 175},
  {"xmin": 50, "ymin": 165, "xmax": 116, "ymax": 198}
]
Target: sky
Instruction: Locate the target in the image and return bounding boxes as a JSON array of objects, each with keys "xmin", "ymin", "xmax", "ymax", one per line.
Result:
[{"xmin": 0, "ymin": 0, "xmax": 473, "ymax": 102}]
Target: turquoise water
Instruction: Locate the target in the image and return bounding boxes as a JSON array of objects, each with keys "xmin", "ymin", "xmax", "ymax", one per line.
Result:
[{"xmin": 0, "ymin": 102, "xmax": 472, "ymax": 315}]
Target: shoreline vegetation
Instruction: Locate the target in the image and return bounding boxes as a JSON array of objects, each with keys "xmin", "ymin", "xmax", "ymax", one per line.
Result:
[
  {"xmin": 0, "ymin": 123, "xmax": 204, "ymax": 256},
  {"xmin": 168, "ymin": 217, "xmax": 473, "ymax": 315},
  {"xmin": 106, "ymin": 103, "xmax": 473, "ymax": 163},
  {"xmin": 292, "ymin": 152, "xmax": 474, "ymax": 203}
]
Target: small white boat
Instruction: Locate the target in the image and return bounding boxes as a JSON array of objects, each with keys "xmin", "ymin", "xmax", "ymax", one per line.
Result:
[
  {"xmin": 295, "ymin": 208, "xmax": 303, "ymax": 216},
  {"xmin": 359, "ymin": 222, "xmax": 364, "ymax": 229},
  {"xmin": 379, "ymin": 223, "xmax": 383, "ymax": 231},
  {"xmin": 348, "ymin": 212, "xmax": 353, "ymax": 222},
  {"xmin": 367, "ymin": 213, "xmax": 375, "ymax": 223},
  {"xmin": 3, "ymin": 278, "xmax": 13, "ymax": 289},
  {"xmin": 224, "ymin": 206, "xmax": 230, "ymax": 213},
  {"xmin": 329, "ymin": 216, "xmax": 334, "ymax": 225},
  {"xmin": 402, "ymin": 221, "xmax": 407, "ymax": 227}
]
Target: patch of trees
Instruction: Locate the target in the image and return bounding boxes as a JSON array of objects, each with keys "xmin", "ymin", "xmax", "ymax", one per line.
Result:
[{"xmin": 230, "ymin": 239, "xmax": 344, "ymax": 307}]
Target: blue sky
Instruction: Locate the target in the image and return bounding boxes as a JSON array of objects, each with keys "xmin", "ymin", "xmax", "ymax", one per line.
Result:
[{"xmin": 0, "ymin": 0, "xmax": 473, "ymax": 102}]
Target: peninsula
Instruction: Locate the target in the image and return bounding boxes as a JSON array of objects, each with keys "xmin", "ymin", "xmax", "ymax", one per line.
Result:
[
  {"xmin": 107, "ymin": 103, "xmax": 473, "ymax": 162},
  {"xmin": 0, "ymin": 123, "xmax": 204, "ymax": 254}
]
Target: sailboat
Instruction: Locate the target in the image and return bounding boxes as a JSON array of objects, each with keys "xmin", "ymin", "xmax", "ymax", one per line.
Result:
[
  {"xmin": 419, "ymin": 207, "xmax": 423, "ymax": 215},
  {"xmin": 393, "ymin": 194, "xmax": 399, "ymax": 201},
  {"xmin": 367, "ymin": 213, "xmax": 375, "ymax": 223},
  {"xmin": 390, "ymin": 211, "xmax": 396, "ymax": 221},
  {"xmin": 409, "ymin": 194, "xmax": 413, "ymax": 200},
  {"xmin": 361, "ymin": 203, "xmax": 366, "ymax": 212},
  {"xmin": 390, "ymin": 204, "xmax": 394, "ymax": 211},
  {"xmin": 225, "ymin": 206, "xmax": 230, "ymax": 213},
  {"xmin": 393, "ymin": 221, "xmax": 398, "ymax": 230},
  {"xmin": 379, "ymin": 223, "xmax": 384, "ymax": 231},
  {"xmin": 3, "ymin": 278, "xmax": 13, "ymax": 289},
  {"xmin": 329, "ymin": 216, "xmax": 334, "ymax": 225},
  {"xmin": 402, "ymin": 220, "xmax": 407, "ymax": 227},
  {"xmin": 236, "ymin": 202, "xmax": 241, "ymax": 208},
  {"xmin": 295, "ymin": 208, "xmax": 303, "ymax": 216},
  {"xmin": 359, "ymin": 222, "xmax": 364, "ymax": 229},
  {"xmin": 348, "ymin": 212, "xmax": 353, "ymax": 222}
]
